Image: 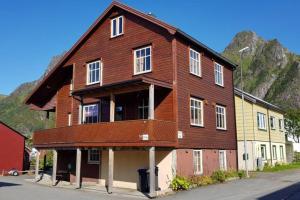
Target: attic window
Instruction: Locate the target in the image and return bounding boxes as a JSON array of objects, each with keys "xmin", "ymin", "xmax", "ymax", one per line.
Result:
[{"xmin": 111, "ymin": 16, "xmax": 124, "ymax": 38}]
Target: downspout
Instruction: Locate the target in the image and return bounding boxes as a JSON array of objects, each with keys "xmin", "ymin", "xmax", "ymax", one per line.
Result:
[{"xmin": 267, "ymin": 109, "xmax": 273, "ymax": 165}]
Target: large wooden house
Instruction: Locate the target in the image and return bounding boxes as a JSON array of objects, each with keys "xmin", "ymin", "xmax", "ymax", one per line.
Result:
[{"xmin": 26, "ymin": 1, "xmax": 237, "ymax": 196}]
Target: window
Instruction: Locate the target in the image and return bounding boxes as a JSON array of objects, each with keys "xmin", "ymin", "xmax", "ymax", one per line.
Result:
[
  {"xmin": 219, "ymin": 150, "xmax": 227, "ymax": 171},
  {"xmin": 115, "ymin": 106, "xmax": 124, "ymax": 121},
  {"xmin": 87, "ymin": 61, "xmax": 102, "ymax": 85},
  {"xmin": 214, "ymin": 63, "xmax": 224, "ymax": 86},
  {"xmin": 280, "ymin": 146, "xmax": 284, "ymax": 160},
  {"xmin": 216, "ymin": 105, "xmax": 226, "ymax": 130},
  {"xmin": 134, "ymin": 46, "xmax": 151, "ymax": 74},
  {"xmin": 279, "ymin": 119, "xmax": 283, "ymax": 131},
  {"xmin": 257, "ymin": 112, "xmax": 267, "ymax": 130},
  {"xmin": 193, "ymin": 150, "xmax": 203, "ymax": 175},
  {"xmin": 270, "ymin": 116, "xmax": 276, "ymax": 130},
  {"xmin": 190, "ymin": 97, "xmax": 204, "ymax": 126},
  {"xmin": 272, "ymin": 145, "xmax": 277, "ymax": 160},
  {"xmin": 83, "ymin": 104, "xmax": 99, "ymax": 124},
  {"xmin": 189, "ymin": 49, "xmax": 201, "ymax": 76},
  {"xmin": 138, "ymin": 96, "xmax": 149, "ymax": 119},
  {"xmin": 88, "ymin": 149, "xmax": 100, "ymax": 164},
  {"xmin": 68, "ymin": 113, "xmax": 72, "ymax": 126},
  {"xmin": 111, "ymin": 16, "xmax": 123, "ymax": 37},
  {"xmin": 261, "ymin": 145, "xmax": 267, "ymax": 160}
]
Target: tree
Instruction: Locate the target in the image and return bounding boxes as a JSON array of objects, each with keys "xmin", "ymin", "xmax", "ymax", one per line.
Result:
[{"xmin": 285, "ymin": 109, "xmax": 300, "ymax": 143}]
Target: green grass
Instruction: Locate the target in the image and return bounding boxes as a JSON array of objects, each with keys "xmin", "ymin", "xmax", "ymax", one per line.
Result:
[{"xmin": 263, "ymin": 162, "xmax": 300, "ymax": 172}]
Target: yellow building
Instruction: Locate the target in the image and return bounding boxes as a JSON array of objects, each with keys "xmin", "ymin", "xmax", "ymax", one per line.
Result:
[{"xmin": 235, "ymin": 88, "xmax": 286, "ymax": 171}]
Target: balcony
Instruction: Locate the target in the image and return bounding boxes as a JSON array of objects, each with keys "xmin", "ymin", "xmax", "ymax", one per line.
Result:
[{"xmin": 33, "ymin": 119, "xmax": 177, "ymax": 148}]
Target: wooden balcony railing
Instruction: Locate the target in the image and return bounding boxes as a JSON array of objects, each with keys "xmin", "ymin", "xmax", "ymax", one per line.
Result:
[{"xmin": 33, "ymin": 120, "xmax": 177, "ymax": 148}]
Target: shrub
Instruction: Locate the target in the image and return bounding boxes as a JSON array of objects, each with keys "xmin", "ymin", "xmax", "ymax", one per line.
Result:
[
  {"xmin": 237, "ymin": 170, "xmax": 246, "ymax": 179},
  {"xmin": 224, "ymin": 170, "xmax": 239, "ymax": 179},
  {"xmin": 171, "ymin": 176, "xmax": 191, "ymax": 191},
  {"xmin": 189, "ymin": 175, "xmax": 214, "ymax": 187},
  {"xmin": 211, "ymin": 170, "xmax": 226, "ymax": 183}
]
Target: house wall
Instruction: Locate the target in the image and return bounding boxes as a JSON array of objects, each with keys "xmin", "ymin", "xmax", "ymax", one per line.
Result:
[
  {"xmin": 98, "ymin": 150, "xmax": 174, "ymax": 191},
  {"xmin": 175, "ymin": 38, "xmax": 237, "ymax": 150},
  {"xmin": 0, "ymin": 123, "xmax": 25, "ymax": 172},
  {"xmin": 176, "ymin": 149, "xmax": 237, "ymax": 177}
]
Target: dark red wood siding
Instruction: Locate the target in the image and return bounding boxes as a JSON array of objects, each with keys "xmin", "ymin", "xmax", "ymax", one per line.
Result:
[{"xmin": 0, "ymin": 123, "xmax": 25, "ymax": 172}]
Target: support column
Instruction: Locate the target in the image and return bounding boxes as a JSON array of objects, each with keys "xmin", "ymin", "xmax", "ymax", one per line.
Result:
[
  {"xmin": 110, "ymin": 93, "xmax": 115, "ymax": 122},
  {"xmin": 35, "ymin": 151, "xmax": 40, "ymax": 181},
  {"xmin": 52, "ymin": 149, "xmax": 57, "ymax": 186},
  {"xmin": 98, "ymin": 149, "xmax": 101, "ymax": 184},
  {"xmin": 148, "ymin": 84, "xmax": 154, "ymax": 120},
  {"xmin": 108, "ymin": 147, "xmax": 114, "ymax": 194},
  {"xmin": 149, "ymin": 146, "xmax": 156, "ymax": 197},
  {"xmin": 76, "ymin": 148, "xmax": 82, "ymax": 189}
]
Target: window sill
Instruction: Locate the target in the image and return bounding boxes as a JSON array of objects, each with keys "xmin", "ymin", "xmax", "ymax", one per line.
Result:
[
  {"xmin": 258, "ymin": 128, "xmax": 267, "ymax": 132},
  {"xmin": 133, "ymin": 70, "xmax": 152, "ymax": 76},
  {"xmin": 88, "ymin": 161, "xmax": 100, "ymax": 165},
  {"xmin": 217, "ymin": 128, "xmax": 227, "ymax": 131},
  {"xmin": 190, "ymin": 72, "xmax": 202, "ymax": 79},
  {"xmin": 110, "ymin": 33, "xmax": 124, "ymax": 39},
  {"xmin": 215, "ymin": 83, "xmax": 224, "ymax": 88},
  {"xmin": 86, "ymin": 82, "xmax": 101, "ymax": 87},
  {"xmin": 190, "ymin": 124, "xmax": 204, "ymax": 128}
]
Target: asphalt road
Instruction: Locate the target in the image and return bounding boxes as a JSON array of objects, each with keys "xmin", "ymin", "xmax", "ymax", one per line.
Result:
[{"xmin": 1, "ymin": 170, "xmax": 300, "ymax": 200}]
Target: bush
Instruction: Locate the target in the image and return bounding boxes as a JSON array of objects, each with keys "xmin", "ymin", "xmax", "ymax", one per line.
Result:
[
  {"xmin": 189, "ymin": 175, "xmax": 214, "ymax": 187},
  {"xmin": 224, "ymin": 170, "xmax": 239, "ymax": 179},
  {"xmin": 171, "ymin": 176, "xmax": 191, "ymax": 191},
  {"xmin": 237, "ymin": 170, "xmax": 246, "ymax": 179},
  {"xmin": 211, "ymin": 170, "xmax": 226, "ymax": 183}
]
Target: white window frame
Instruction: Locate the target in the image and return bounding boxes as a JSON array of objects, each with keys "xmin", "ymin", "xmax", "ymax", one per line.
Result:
[
  {"xmin": 88, "ymin": 149, "xmax": 100, "ymax": 164},
  {"xmin": 190, "ymin": 97, "xmax": 204, "ymax": 127},
  {"xmin": 214, "ymin": 62, "xmax": 224, "ymax": 86},
  {"xmin": 270, "ymin": 116, "xmax": 276, "ymax": 130},
  {"xmin": 279, "ymin": 119, "xmax": 284, "ymax": 131},
  {"xmin": 272, "ymin": 145, "xmax": 277, "ymax": 160},
  {"xmin": 257, "ymin": 112, "xmax": 267, "ymax": 130},
  {"xmin": 280, "ymin": 146, "xmax": 284, "ymax": 160},
  {"xmin": 68, "ymin": 113, "xmax": 72, "ymax": 126},
  {"xmin": 134, "ymin": 46, "xmax": 152, "ymax": 75},
  {"xmin": 219, "ymin": 150, "xmax": 227, "ymax": 171},
  {"xmin": 86, "ymin": 60, "xmax": 102, "ymax": 85},
  {"xmin": 189, "ymin": 48, "xmax": 201, "ymax": 77},
  {"xmin": 111, "ymin": 16, "xmax": 124, "ymax": 38},
  {"xmin": 193, "ymin": 150, "xmax": 203, "ymax": 175},
  {"xmin": 216, "ymin": 105, "xmax": 227, "ymax": 130},
  {"xmin": 261, "ymin": 144, "xmax": 267, "ymax": 160},
  {"xmin": 82, "ymin": 104, "xmax": 99, "ymax": 124},
  {"xmin": 138, "ymin": 97, "xmax": 149, "ymax": 119}
]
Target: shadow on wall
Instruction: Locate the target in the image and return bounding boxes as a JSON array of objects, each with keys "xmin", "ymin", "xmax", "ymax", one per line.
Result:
[
  {"xmin": 258, "ymin": 182, "xmax": 300, "ymax": 200},
  {"xmin": 0, "ymin": 182, "xmax": 22, "ymax": 187}
]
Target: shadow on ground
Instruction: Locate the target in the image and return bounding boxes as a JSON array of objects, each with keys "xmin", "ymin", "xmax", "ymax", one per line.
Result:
[
  {"xmin": 0, "ymin": 182, "xmax": 22, "ymax": 187},
  {"xmin": 258, "ymin": 182, "xmax": 300, "ymax": 200}
]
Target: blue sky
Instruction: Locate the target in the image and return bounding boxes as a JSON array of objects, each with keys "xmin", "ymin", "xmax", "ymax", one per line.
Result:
[{"xmin": 0, "ymin": 0, "xmax": 299, "ymax": 95}]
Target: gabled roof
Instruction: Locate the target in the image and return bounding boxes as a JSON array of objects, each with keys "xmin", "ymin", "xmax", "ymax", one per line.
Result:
[
  {"xmin": 0, "ymin": 121, "xmax": 28, "ymax": 139},
  {"xmin": 26, "ymin": 1, "xmax": 237, "ymax": 107},
  {"xmin": 234, "ymin": 88, "xmax": 284, "ymax": 114}
]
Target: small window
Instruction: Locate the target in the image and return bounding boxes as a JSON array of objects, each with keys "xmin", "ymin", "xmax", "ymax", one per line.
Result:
[
  {"xmin": 88, "ymin": 149, "xmax": 100, "ymax": 164},
  {"xmin": 261, "ymin": 145, "xmax": 267, "ymax": 160},
  {"xmin": 193, "ymin": 150, "xmax": 203, "ymax": 175},
  {"xmin": 279, "ymin": 119, "xmax": 283, "ymax": 131},
  {"xmin": 270, "ymin": 116, "xmax": 276, "ymax": 130},
  {"xmin": 214, "ymin": 63, "xmax": 224, "ymax": 86},
  {"xmin": 216, "ymin": 105, "xmax": 226, "ymax": 130},
  {"xmin": 257, "ymin": 112, "xmax": 267, "ymax": 130},
  {"xmin": 272, "ymin": 145, "xmax": 277, "ymax": 160},
  {"xmin": 138, "ymin": 96, "xmax": 149, "ymax": 119},
  {"xmin": 280, "ymin": 146, "xmax": 284, "ymax": 160},
  {"xmin": 190, "ymin": 97, "xmax": 204, "ymax": 126},
  {"xmin": 219, "ymin": 150, "xmax": 227, "ymax": 171},
  {"xmin": 134, "ymin": 46, "xmax": 151, "ymax": 75},
  {"xmin": 189, "ymin": 49, "xmax": 201, "ymax": 76},
  {"xmin": 83, "ymin": 104, "xmax": 99, "ymax": 124},
  {"xmin": 68, "ymin": 113, "xmax": 72, "ymax": 126},
  {"xmin": 111, "ymin": 16, "xmax": 124, "ymax": 38},
  {"xmin": 86, "ymin": 61, "xmax": 102, "ymax": 85}
]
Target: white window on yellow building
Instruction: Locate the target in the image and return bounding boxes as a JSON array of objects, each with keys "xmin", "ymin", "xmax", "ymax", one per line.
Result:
[{"xmin": 257, "ymin": 112, "xmax": 267, "ymax": 130}]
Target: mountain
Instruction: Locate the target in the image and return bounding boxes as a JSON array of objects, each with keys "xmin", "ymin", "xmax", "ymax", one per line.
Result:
[
  {"xmin": 223, "ymin": 31, "xmax": 300, "ymax": 110},
  {"xmin": 0, "ymin": 94, "xmax": 6, "ymax": 101},
  {"xmin": 0, "ymin": 54, "xmax": 64, "ymax": 139}
]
